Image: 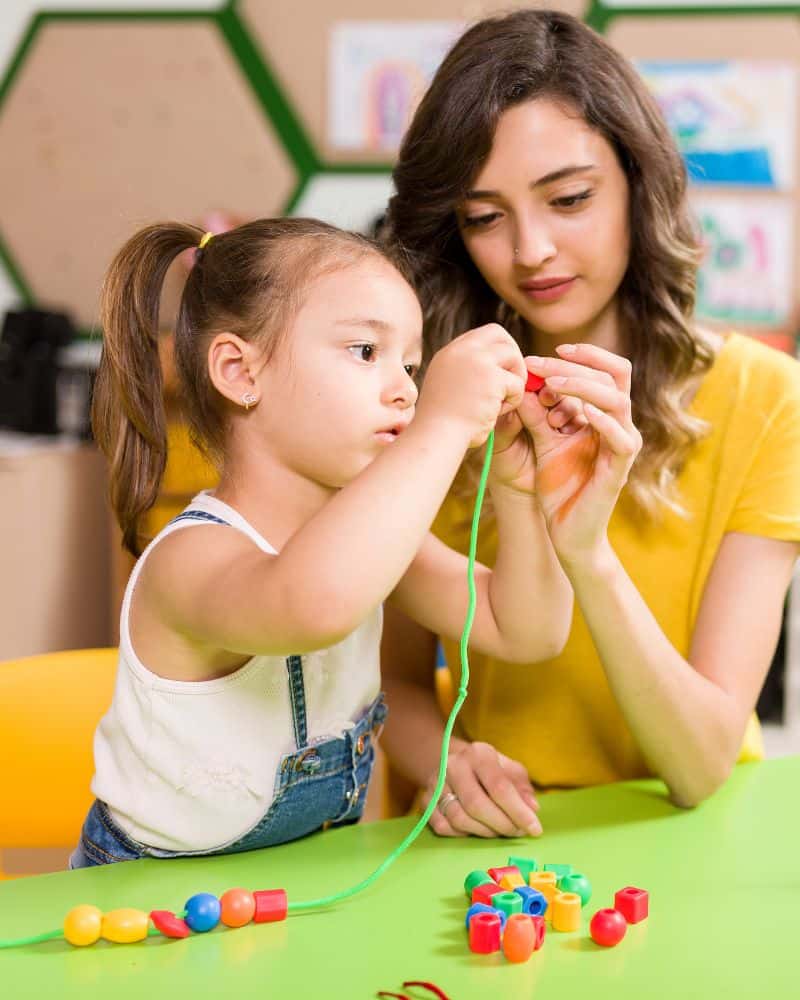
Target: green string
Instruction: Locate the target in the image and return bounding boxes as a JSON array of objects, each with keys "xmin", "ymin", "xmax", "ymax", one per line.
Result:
[
  {"xmin": 0, "ymin": 432, "xmax": 494, "ymax": 944},
  {"xmin": 288, "ymin": 429, "xmax": 494, "ymax": 912}
]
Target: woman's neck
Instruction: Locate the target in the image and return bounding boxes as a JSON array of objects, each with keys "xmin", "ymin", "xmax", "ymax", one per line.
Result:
[{"xmin": 526, "ymin": 295, "xmax": 627, "ymax": 359}]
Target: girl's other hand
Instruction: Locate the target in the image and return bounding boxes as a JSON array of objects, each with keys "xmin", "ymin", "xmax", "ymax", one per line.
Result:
[{"xmin": 416, "ymin": 324, "xmax": 527, "ymax": 449}]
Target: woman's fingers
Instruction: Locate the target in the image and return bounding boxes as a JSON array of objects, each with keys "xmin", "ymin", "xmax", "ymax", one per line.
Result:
[
  {"xmin": 555, "ymin": 343, "xmax": 633, "ymax": 394},
  {"xmin": 542, "ymin": 376, "xmax": 631, "ymax": 424},
  {"xmin": 584, "ymin": 403, "xmax": 642, "ymax": 458}
]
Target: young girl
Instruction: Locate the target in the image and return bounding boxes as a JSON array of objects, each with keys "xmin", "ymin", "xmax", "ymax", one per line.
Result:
[
  {"xmin": 71, "ymin": 216, "xmax": 589, "ymax": 866},
  {"xmin": 380, "ymin": 9, "xmax": 800, "ymax": 835}
]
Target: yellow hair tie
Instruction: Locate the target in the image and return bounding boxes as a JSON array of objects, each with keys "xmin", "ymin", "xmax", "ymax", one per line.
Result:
[{"xmin": 198, "ymin": 231, "xmax": 214, "ymax": 249}]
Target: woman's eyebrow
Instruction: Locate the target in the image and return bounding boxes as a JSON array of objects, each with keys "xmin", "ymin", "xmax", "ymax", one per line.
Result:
[{"xmin": 464, "ymin": 163, "xmax": 597, "ymax": 200}]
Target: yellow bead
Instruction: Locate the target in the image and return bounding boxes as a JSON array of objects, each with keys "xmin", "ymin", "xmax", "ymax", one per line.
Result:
[
  {"xmin": 63, "ymin": 904, "xmax": 103, "ymax": 947},
  {"xmin": 551, "ymin": 891, "xmax": 582, "ymax": 932},
  {"xmin": 101, "ymin": 908, "xmax": 150, "ymax": 944},
  {"xmin": 499, "ymin": 872, "xmax": 525, "ymax": 890},
  {"xmin": 529, "ymin": 872, "xmax": 558, "ymax": 921}
]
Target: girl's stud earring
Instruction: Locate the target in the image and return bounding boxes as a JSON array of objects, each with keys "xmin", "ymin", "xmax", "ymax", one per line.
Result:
[
  {"xmin": 242, "ymin": 393, "xmax": 258, "ymax": 411},
  {"xmin": 513, "ymin": 247, "xmax": 520, "ymax": 257}
]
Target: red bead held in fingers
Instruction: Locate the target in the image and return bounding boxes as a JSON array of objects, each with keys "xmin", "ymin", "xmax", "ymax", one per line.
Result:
[{"xmin": 526, "ymin": 371, "xmax": 545, "ymax": 393}]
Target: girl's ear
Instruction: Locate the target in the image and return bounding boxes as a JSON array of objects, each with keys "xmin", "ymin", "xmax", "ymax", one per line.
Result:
[{"xmin": 207, "ymin": 332, "xmax": 260, "ymax": 409}]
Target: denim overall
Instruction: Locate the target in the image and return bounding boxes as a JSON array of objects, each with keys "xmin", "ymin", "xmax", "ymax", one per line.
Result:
[{"xmin": 70, "ymin": 509, "xmax": 387, "ymax": 868}]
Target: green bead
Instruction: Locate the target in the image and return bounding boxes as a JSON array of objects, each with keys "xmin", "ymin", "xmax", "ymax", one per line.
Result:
[
  {"xmin": 464, "ymin": 870, "xmax": 495, "ymax": 897},
  {"xmin": 558, "ymin": 872, "xmax": 592, "ymax": 907},
  {"xmin": 544, "ymin": 863, "xmax": 573, "ymax": 879},
  {"xmin": 507, "ymin": 855, "xmax": 538, "ymax": 880},
  {"xmin": 492, "ymin": 891, "xmax": 524, "ymax": 917}
]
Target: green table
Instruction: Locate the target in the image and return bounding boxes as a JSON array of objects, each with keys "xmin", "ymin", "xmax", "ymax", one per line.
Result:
[{"xmin": 2, "ymin": 756, "xmax": 798, "ymax": 998}]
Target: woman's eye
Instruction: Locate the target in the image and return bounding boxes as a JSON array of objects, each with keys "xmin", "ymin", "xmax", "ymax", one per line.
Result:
[
  {"xmin": 461, "ymin": 212, "xmax": 501, "ymax": 229},
  {"xmin": 552, "ymin": 190, "xmax": 593, "ymax": 209},
  {"xmin": 349, "ymin": 343, "xmax": 376, "ymax": 362}
]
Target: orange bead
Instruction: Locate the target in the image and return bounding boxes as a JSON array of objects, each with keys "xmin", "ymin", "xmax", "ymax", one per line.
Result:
[
  {"xmin": 220, "ymin": 888, "xmax": 256, "ymax": 928},
  {"xmin": 63, "ymin": 904, "xmax": 103, "ymax": 947},
  {"xmin": 502, "ymin": 914, "xmax": 537, "ymax": 963}
]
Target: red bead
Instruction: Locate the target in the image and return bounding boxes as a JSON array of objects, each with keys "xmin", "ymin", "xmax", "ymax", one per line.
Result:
[
  {"xmin": 589, "ymin": 908, "xmax": 627, "ymax": 947},
  {"xmin": 253, "ymin": 889, "xmax": 288, "ymax": 923},
  {"xmin": 531, "ymin": 914, "xmax": 546, "ymax": 950},
  {"xmin": 468, "ymin": 912, "xmax": 502, "ymax": 953},
  {"xmin": 526, "ymin": 372, "xmax": 545, "ymax": 393},
  {"xmin": 150, "ymin": 910, "xmax": 191, "ymax": 939},
  {"xmin": 614, "ymin": 886, "xmax": 649, "ymax": 924},
  {"xmin": 471, "ymin": 882, "xmax": 506, "ymax": 906}
]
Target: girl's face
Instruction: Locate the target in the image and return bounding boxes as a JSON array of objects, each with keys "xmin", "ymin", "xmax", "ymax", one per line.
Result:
[
  {"xmin": 457, "ymin": 98, "xmax": 631, "ymax": 347},
  {"xmin": 253, "ymin": 256, "xmax": 424, "ymax": 489}
]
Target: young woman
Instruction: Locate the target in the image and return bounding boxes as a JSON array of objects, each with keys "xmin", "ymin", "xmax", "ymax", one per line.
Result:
[{"xmin": 380, "ymin": 8, "xmax": 800, "ymax": 836}]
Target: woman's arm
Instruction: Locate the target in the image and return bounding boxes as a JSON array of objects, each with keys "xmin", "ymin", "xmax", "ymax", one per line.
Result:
[
  {"xmin": 381, "ymin": 605, "xmax": 542, "ymax": 837},
  {"xmin": 567, "ymin": 531, "xmax": 798, "ymax": 807}
]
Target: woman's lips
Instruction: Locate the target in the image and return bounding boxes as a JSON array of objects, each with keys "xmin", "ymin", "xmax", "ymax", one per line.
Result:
[{"xmin": 518, "ymin": 276, "xmax": 577, "ymax": 303}]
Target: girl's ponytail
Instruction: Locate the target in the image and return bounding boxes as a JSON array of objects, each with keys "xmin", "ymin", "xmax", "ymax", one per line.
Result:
[{"xmin": 92, "ymin": 223, "xmax": 201, "ymax": 555}]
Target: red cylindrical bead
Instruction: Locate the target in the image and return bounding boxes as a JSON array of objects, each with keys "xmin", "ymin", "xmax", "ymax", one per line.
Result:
[{"xmin": 253, "ymin": 889, "xmax": 288, "ymax": 923}]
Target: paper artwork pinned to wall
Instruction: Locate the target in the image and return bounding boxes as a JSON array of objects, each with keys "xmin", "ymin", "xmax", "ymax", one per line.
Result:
[
  {"xmin": 329, "ymin": 21, "xmax": 462, "ymax": 153},
  {"xmin": 692, "ymin": 195, "xmax": 794, "ymax": 328},
  {"xmin": 638, "ymin": 61, "xmax": 797, "ymax": 189}
]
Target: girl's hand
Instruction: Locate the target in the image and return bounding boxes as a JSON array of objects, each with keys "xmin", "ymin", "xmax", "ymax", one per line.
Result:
[
  {"xmin": 490, "ymin": 384, "xmax": 586, "ymax": 495},
  {"xmin": 415, "ymin": 324, "xmax": 527, "ymax": 449},
  {"xmin": 422, "ymin": 740, "xmax": 542, "ymax": 839},
  {"xmin": 525, "ymin": 343, "xmax": 642, "ymax": 565}
]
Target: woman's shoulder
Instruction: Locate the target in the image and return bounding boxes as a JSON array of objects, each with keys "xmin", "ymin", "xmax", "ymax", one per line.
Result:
[{"xmin": 700, "ymin": 331, "xmax": 800, "ymax": 413}]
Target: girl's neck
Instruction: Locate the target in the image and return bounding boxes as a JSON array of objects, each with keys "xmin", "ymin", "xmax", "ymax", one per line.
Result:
[{"xmin": 213, "ymin": 446, "xmax": 334, "ymax": 551}]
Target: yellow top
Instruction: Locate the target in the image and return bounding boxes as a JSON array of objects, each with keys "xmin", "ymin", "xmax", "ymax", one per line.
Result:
[{"xmin": 432, "ymin": 334, "xmax": 800, "ymax": 788}]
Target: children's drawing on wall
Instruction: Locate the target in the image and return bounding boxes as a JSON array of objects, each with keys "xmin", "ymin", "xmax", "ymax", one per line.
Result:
[
  {"xmin": 329, "ymin": 21, "xmax": 462, "ymax": 152},
  {"xmin": 638, "ymin": 61, "xmax": 797, "ymax": 189},
  {"xmin": 691, "ymin": 195, "xmax": 794, "ymax": 329}
]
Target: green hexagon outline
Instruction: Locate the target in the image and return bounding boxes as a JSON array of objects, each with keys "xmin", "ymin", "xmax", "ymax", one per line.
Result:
[{"xmin": 1, "ymin": 0, "xmax": 798, "ymax": 317}]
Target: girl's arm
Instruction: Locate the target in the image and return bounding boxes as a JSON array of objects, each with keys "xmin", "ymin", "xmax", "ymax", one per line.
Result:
[
  {"xmin": 388, "ymin": 485, "xmax": 570, "ymax": 662},
  {"xmin": 568, "ymin": 531, "xmax": 798, "ymax": 807}
]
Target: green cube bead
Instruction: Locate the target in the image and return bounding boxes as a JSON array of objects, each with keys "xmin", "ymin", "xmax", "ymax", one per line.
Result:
[
  {"xmin": 507, "ymin": 856, "xmax": 538, "ymax": 880},
  {"xmin": 492, "ymin": 891, "xmax": 524, "ymax": 917},
  {"xmin": 464, "ymin": 870, "xmax": 495, "ymax": 897},
  {"xmin": 544, "ymin": 863, "xmax": 573, "ymax": 879},
  {"xmin": 557, "ymin": 872, "xmax": 592, "ymax": 907}
]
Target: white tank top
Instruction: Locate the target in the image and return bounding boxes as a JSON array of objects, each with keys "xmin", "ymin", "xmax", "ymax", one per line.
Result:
[{"xmin": 91, "ymin": 492, "xmax": 382, "ymax": 852}]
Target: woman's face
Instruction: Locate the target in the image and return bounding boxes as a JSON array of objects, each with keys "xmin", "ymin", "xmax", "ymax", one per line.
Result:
[{"xmin": 457, "ymin": 98, "xmax": 631, "ymax": 346}]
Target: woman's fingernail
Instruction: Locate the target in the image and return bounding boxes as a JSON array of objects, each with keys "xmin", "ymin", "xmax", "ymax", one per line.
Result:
[
  {"xmin": 558, "ymin": 343, "xmax": 576, "ymax": 355},
  {"xmin": 547, "ymin": 375, "xmax": 567, "ymax": 386},
  {"xmin": 527, "ymin": 822, "xmax": 542, "ymax": 836},
  {"xmin": 528, "ymin": 355, "xmax": 544, "ymax": 367}
]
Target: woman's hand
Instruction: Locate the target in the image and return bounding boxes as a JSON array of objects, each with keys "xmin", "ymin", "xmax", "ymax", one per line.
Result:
[
  {"xmin": 525, "ymin": 343, "xmax": 642, "ymax": 566},
  {"xmin": 490, "ymin": 381, "xmax": 586, "ymax": 494},
  {"xmin": 421, "ymin": 740, "xmax": 543, "ymax": 838}
]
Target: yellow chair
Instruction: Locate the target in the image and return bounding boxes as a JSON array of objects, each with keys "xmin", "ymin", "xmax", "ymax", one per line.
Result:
[{"xmin": 0, "ymin": 647, "xmax": 117, "ymax": 878}]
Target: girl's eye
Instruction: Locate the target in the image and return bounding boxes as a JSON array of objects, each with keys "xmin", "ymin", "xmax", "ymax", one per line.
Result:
[
  {"xmin": 461, "ymin": 212, "xmax": 501, "ymax": 229},
  {"xmin": 404, "ymin": 363, "xmax": 419, "ymax": 378},
  {"xmin": 552, "ymin": 190, "xmax": 593, "ymax": 209},
  {"xmin": 349, "ymin": 343, "xmax": 376, "ymax": 362}
]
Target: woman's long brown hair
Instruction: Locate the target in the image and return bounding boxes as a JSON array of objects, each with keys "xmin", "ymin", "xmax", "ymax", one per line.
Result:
[
  {"xmin": 92, "ymin": 218, "xmax": 384, "ymax": 555},
  {"xmin": 385, "ymin": 9, "xmax": 713, "ymax": 516}
]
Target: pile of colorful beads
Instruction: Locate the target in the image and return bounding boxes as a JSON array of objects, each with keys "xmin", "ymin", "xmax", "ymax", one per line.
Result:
[
  {"xmin": 62, "ymin": 887, "xmax": 287, "ymax": 946},
  {"xmin": 464, "ymin": 857, "xmax": 648, "ymax": 960}
]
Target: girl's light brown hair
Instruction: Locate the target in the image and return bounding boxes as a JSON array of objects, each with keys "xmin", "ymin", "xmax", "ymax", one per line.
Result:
[
  {"xmin": 385, "ymin": 9, "xmax": 712, "ymax": 516},
  {"xmin": 92, "ymin": 218, "xmax": 385, "ymax": 555}
]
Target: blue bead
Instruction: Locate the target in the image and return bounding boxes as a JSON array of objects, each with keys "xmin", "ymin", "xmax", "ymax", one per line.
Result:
[
  {"xmin": 465, "ymin": 902, "xmax": 507, "ymax": 931},
  {"xmin": 514, "ymin": 886, "xmax": 548, "ymax": 916},
  {"xmin": 184, "ymin": 892, "xmax": 221, "ymax": 933}
]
